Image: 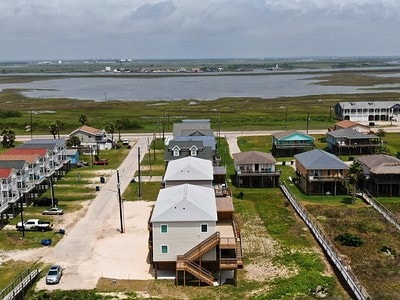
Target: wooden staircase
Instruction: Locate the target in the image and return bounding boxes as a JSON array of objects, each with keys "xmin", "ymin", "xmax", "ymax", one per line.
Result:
[{"xmin": 176, "ymin": 232, "xmax": 220, "ymax": 286}]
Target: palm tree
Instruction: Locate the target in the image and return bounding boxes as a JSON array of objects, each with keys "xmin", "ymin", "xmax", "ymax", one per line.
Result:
[
  {"xmin": 348, "ymin": 160, "xmax": 363, "ymax": 204},
  {"xmin": 105, "ymin": 123, "xmax": 115, "ymax": 144},
  {"xmin": 115, "ymin": 119, "xmax": 123, "ymax": 142},
  {"xmin": 49, "ymin": 122, "xmax": 58, "ymax": 139},
  {"xmin": 79, "ymin": 114, "xmax": 88, "ymax": 126},
  {"xmin": 56, "ymin": 120, "xmax": 62, "ymax": 138}
]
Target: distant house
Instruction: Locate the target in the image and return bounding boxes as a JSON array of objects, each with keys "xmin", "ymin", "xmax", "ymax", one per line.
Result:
[
  {"xmin": 332, "ymin": 120, "xmax": 371, "ymax": 134},
  {"xmin": 326, "ymin": 128, "xmax": 380, "ymax": 155},
  {"xmin": 272, "ymin": 130, "xmax": 314, "ymax": 156},
  {"xmin": 164, "ymin": 140, "xmax": 214, "ymax": 163},
  {"xmin": 232, "ymin": 151, "xmax": 280, "ymax": 188},
  {"xmin": 149, "ymin": 184, "xmax": 242, "ymax": 286},
  {"xmin": 69, "ymin": 125, "xmax": 112, "ymax": 151},
  {"xmin": 357, "ymin": 154, "xmax": 400, "ymax": 197},
  {"xmin": 163, "ymin": 157, "xmax": 214, "ymax": 188},
  {"xmin": 334, "ymin": 101, "xmax": 400, "ymax": 122},
  {"xmin": 0, "ymin": 160, "xmax": 33, "ymax": 215},
  {"xmin": 19, "ymin": 139, "xmax": 70, "ymax": 177},
  {"xmin": 294, "ymin": 149, "xmax": 349, "ymax": 195},
  {"xmin": 173, "ymin": 119, "xmax": 217, "ymax": 151},
  {"xmin": 66, "ymin": 149, "xmax": 80, "ymax": 166}
]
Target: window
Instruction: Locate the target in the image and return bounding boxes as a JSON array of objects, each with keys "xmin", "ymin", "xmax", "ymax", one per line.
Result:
[
  {"xmin": 161, "ymin": 245, "xmax": 168, "ymax": 254},
  {"xmin": 189, "ymin": 145, "xmax": 198, "ymax": 156},
  {"xmin": 160, "ymin": 224, "xmax": 168, "ymax": 233},
  {"xmin": 172, "ymin": 146, "xmax": 181, "ymax": 157},
  {"xmin": 201, "ymin": 224, "xmax": 208, "ymax": 233}
]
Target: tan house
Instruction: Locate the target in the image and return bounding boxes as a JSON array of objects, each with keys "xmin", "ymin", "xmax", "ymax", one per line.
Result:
[
  {"xmin": 149, "ymin": 184, "xmax": 242, "ymax": 286},
  {"xmin": 357, "ymin": 154, "xmax": 400, "ymax": 197},
  {"xmin": 232, "ymin": 151, "xmax": 280, "ymax": 188},
  {"xmin": 332, "ymin": 120, "xmax": 371, "ymax": 134}
]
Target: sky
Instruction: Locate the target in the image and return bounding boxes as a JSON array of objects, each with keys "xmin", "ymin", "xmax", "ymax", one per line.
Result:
[{"xmin": 1, "ymin": 0, "xmax": 399, "ymax": 61}]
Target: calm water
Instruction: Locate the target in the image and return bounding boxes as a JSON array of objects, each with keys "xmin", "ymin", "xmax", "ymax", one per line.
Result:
[{"xmin": 1, "ymin": 72, "xmax": 400, "ymax": 101}]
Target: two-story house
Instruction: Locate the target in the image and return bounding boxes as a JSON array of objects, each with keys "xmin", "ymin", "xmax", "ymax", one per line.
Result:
[
  {"xmin": 294, "ymin": 149, "xmax": 349, "ymax": 196},
  {"xmin": 326, "ymin": 128, "xmax": 380, "ymax": 155},
  {"xmin": 149, "ymin": 183, "xmax": 242, "ymax": 286},
  {"xmin": 334, "ymin": 101, "xmax": 400, "ymax": 122},
  {"xmin": 232, "ymin": 151, "xmax": 280, "ymax": 188},
  {"xmin": 272, "ymin": 131, "xmax": 315, "ymax": 157},
  {"xmin": 21, "ymin": 139, "xmax": 70, "ymax": 177},
  {"xmin": 0, "ymin": 160, "xmax": 33, "ymax": 216},
  {"xmin": 69, "ymin": 125, "xmax": 112, "ymax": 151},
  {"xmin": 356, "ymin": 154, "xmax": 400, "ymax": 197},
  {"xmin": 164, "ymin": 140, "xmax": 214, "ymax": 163},
  {"xmin": 0, "ymin": 167, "xmax": 18, "ymax": 222}
]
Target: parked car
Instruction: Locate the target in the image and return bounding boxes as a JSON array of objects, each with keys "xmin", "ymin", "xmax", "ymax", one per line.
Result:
[
  {"xmin": 93, "ymin": 159, "xmax": 108, "ymax": 165},
  {"xmin": 42, "ymin": 207, "xmax": 64, "ymax": 215},
  {"xmin": 46, "ymin": 264, "xmax": 62, "ymax": 284},
  {"xmin": 16, "ymin": 219, "xmax": 52, "ymax": 232}
]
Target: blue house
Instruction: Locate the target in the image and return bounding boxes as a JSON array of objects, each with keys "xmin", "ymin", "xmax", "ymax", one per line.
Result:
[
  {"xmin": 272, "ymin": 130, "xmax": 315, "ymax": 157},
  {"xmin": 66, "ymin": 149, "xmax": 80, "ymax": 166}
]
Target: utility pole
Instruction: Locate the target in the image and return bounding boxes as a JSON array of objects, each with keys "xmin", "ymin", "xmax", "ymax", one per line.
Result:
[
  {"xmin": 116, "ymin": 170, "xmax": 124, "ymax": 233},
  {"xmin": 138, "ymin": 147, "xmax": 142, "ymax": 197},
  {"xmin": 285, "ymin": 107, "xmax": 288, "ymax": 129},
  {"xmin": 306, "ymin": 112, "xmax": 310, "ymax": 134}
]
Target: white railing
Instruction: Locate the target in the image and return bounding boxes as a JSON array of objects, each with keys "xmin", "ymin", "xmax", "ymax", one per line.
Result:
[
  {"xmin": 280, "ymin": 183, "xmax": 371, "ymax": 300},
  {"xmin": 361, "ymin": 191, "xmax": 400, "ymax": 231}
]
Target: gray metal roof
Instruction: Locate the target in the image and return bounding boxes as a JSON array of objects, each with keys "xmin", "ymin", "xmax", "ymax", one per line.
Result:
[
  {"xmin": 173, "ymin": 119, "xmax": 213, "ymax": 137},
  {"xmin": 25, "ymin": 139, "xmax": 66, "ymax": 147},
  {"xmin": 164, "ymin": 157, "xmax": 213, "ymax": 181},
  {"xmin": 294, "ymin": 149, "xmax": 349, "ymax": 170},
  {"xmin": 167, "ymin": 140, "xmax": 204, "ymax": 149},
  {"xmin": 336, "ymin": 101, "xmax": 399, "ymax": 110},
  {"xmin": 150, "ymin": 184, "xmax": 217, "ymax": 222},
  {"xmin": 327, "ymin": 128, "xmax": 378, "ymax": 139},
  {"xmin": 0, "ymin": 160, "xmax": 27, "ymax": 169}
]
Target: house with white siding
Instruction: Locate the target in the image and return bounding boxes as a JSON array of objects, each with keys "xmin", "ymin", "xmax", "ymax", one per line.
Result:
[{"xmin": 149, "ymin": 184, "xmax": 242, "ymax": 286}]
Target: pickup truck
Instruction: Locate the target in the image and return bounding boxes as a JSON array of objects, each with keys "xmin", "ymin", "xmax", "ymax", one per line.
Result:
[{"xmin": 16, "ymin": 219, "xmax": 52, "ymax": 232}]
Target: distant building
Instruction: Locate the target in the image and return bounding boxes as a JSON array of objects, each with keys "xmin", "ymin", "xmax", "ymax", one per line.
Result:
[{"xmin": 334, "ymin": 101, "xmax": 400, "ymax": 122}]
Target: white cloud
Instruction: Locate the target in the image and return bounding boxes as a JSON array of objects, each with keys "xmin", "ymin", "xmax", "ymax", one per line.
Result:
[{"xmin": 0, "ymin": 0, "xmax": 399, "ymax": 60}]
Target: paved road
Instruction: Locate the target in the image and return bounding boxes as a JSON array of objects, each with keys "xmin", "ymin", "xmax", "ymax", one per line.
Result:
[{"xmin": 35, "ymin": 135, "xmax": 154, "ymax": 290}]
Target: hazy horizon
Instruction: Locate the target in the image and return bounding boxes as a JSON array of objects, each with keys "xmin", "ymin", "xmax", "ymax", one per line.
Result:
[{"xmin": 1, "ymin": 1, "xmax": 399, "ymax": 61}]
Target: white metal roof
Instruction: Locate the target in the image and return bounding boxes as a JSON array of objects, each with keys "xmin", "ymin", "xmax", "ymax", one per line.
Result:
[
  {"xmin": 164, "ymin": 156, "xmax": 213, "ymax": 181},
  {"xmin": 150, "ymin": 184, "xmax": 217, "ymax": 222}
]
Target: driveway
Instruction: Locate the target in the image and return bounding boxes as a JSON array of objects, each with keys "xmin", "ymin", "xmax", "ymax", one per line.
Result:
[{"xmin": 31, "ymin": 135, "xmax": 155, "ymax": 290}]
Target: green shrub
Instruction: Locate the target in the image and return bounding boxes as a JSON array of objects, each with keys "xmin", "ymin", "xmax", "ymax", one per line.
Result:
[{"xmin": 334, "ymin": 233, "xmax": 364, "ymax": 247}]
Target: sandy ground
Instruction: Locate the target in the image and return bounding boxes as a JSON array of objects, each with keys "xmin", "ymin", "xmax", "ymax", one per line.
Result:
[{"xmin": 0, "ymin": 136, "xmax": 158, "ymax": 291}]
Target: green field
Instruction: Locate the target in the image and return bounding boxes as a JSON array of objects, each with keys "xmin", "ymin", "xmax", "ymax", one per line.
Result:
[{"xmin": 1, "ymin": 65, "xmax": 400, "ymax": 298}]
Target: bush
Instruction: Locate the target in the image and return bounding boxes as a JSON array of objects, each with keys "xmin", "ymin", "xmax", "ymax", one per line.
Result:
[{"xmin": 334, "ymin": 233, "xmax": 363, "ymax": 247}]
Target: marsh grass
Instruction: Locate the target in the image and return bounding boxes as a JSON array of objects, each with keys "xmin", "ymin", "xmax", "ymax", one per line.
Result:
[{"xmin": 1, "ymin": 86, "xmax": 399, "ymax": 135}]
